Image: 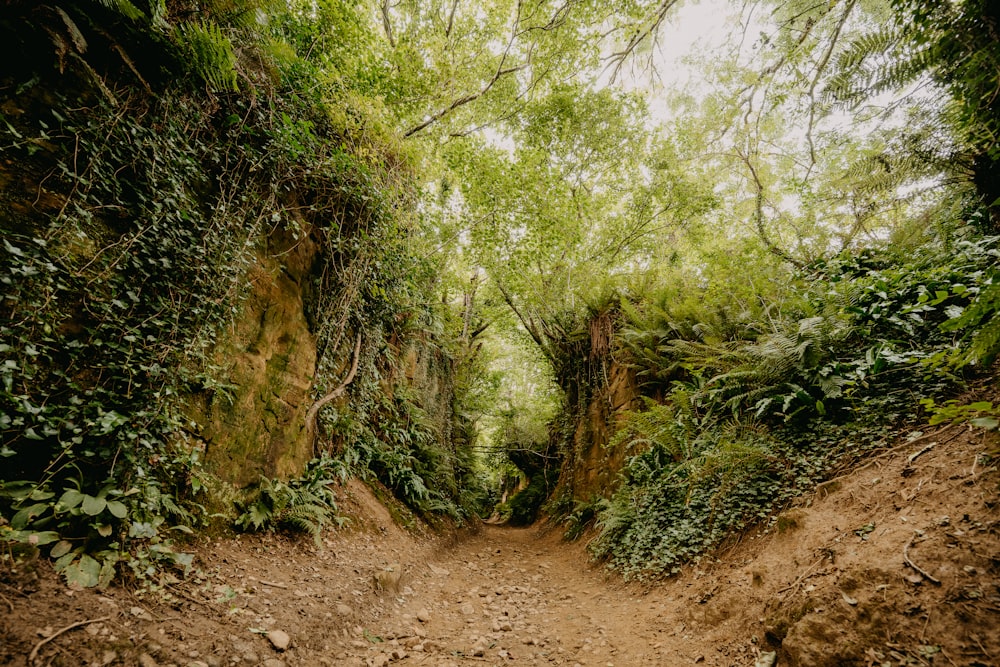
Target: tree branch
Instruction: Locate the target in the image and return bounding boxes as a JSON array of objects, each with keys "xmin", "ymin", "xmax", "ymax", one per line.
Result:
[
  {"xmin": 380, "ymin": 0, "xmax": 396, "ymax": 48},
  {"xmin": 445, "ymin": 0, "xmax": 459, "ymax": 37},
  {"xmin": 405, "ymin": 0, "xmax": 534, "ymax": 137},
  {"xmin": 741, "ymin": 150, "xmax": 805, "ymax": 268},
  {"xmin": 495, "ymin": 280, "xmax": 553, "ymax": 362},
  {"xmin": 605, "ymin": 0, "xmax": 681, "ymax": 84},
  {"xmin": 306, "ymin": 332, "xmax": 362, "ymax": 451},
  {"xmin": 805, "ymin": 0, "xmax": 858, "ymax": 177}
]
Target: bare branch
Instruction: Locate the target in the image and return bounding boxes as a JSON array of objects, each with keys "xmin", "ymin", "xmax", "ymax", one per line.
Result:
[
  {"xmin": 495, "ymin": 280, "xmax": 553, "ymax": 362},
  {"xmin": 380, "ymin": 0, "xmax": 396, "ymax": 47},
  {"xmin": 804, "ymin": 0, "xmax": 858, "ymax": 177},
  {"xmin": 605, "ymin": 0, "xmax": 681, "ymax": 84},
  {"xmin": 445, "ymin": 0, "xmax": 459, "ymax": 37}
]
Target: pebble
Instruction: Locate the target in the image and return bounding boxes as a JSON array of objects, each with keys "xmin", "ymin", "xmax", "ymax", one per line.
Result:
[
  {"xmin": 416, "ymin": 608, "xmax": 431, "ymax": 623},
  {"xmin": 131, "ymin": 606, "xmax": 155, "ymax": 622},
  {"xmin": 267, "ymin": 630, "xmax": 291, "ymax": 651},
  {"xmin": 137, "ymin": 654, "xmax": 158, "ymax": 667}
]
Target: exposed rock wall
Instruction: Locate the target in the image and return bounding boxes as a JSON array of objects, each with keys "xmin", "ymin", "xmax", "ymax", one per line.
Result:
[
  {"xmin": 558, "ymin": 360, "xmax": 640, "ymax": 501},
  {"xmin": 194, "ymin": 225, "xmax": 320, "ymax": 487}
]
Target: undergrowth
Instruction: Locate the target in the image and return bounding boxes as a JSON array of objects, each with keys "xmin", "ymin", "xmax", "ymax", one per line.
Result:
[
  {"xmin": 0, "ymin": 1, "xmax": 485, "ymax": 586},
  {"xmin": 579, "ymin": 223, "xmax": 1000, "ymax": 580}
]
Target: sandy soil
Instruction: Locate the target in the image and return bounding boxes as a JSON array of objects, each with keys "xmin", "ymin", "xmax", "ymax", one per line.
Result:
[{"xmin": 2, "ymin": 424, "xmax": 998, "ymax": 667}]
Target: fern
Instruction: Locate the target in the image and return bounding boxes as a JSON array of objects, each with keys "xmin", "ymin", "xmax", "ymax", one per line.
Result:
[
  {"xmin": 824, "ymin": 25, "xmax": 932, "ymax": 106},
  {"xmin": 234, "ymin": 462, "xmax": 342, "ymax": 545},
  {"xmin": 95, "ymin": 0, "xmax": 148, "ymax": 21},
  {"xmin": 943, "ymin": 279, "xmax": 1000, "ymax": 365},
  {"xmin": 173, "ymin": 21, "xmax": 239, "ymax": 91}
]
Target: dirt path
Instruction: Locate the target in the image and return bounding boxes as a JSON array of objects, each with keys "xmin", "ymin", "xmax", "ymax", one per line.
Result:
[
  {"xmin": 3, "ymin": 426, "xmax": 999, "ymax": 666},
  {"xmin": 334, "ymin": 525, "xmax": 686, "ymax": 667}
]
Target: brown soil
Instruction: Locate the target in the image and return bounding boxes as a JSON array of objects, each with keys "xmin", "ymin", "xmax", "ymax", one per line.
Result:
[{"xmin": 2, "ymin": 426, "xmax": 998, "ymax": 667}]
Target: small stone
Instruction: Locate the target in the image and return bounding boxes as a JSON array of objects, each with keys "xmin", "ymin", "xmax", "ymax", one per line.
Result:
[
  {"xmin": 138, "ymin": 654, "xmax": 159, "ymax": 667},
  {"xmin": 267, "ymin": 630, "xmax": 291, "ymax": 651},
  {"xmin": 416, "ymin": 608, "xmax": 431, "ymax": 623},
  {"xmin": 754, "ymin": 651, "xmax": 777, "ymax": 667},
  {"xmin": 131, "ymin": 606, "xmax": 154, "ymax": 622},
  {"xmin": 460, "ymin": 603, "xmax": 476, "ymax": 616},
  {"xmin": 336, "ymin": 603, "xmax": 354, "ymax": 617}
]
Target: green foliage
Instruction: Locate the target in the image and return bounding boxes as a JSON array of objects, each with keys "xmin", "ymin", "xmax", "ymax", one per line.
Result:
[
  {"xmin": 0, "ymin": 0, "xmax": 456, "ymax": 586},
  {"xmin": 235, "ymin": 458, "xmax": 345, "ymax": 544},
  {"xmin": 507, "ymin": 474, "xmax": 550, "ymax": 526},
  {"xmin": 584, "ymin": 224, "xmax": 1000, "ymax": 579},
  {"xmin": 919, "ymin": 399, "xmax": 1000, "ymax": 432},
  {"xmin": 173, "ymin": 21, "xmax": 239, "ymax": 91},
  {"xmin": 827, "ymin": 0, "xmax": 1000, "ymax": 218}
]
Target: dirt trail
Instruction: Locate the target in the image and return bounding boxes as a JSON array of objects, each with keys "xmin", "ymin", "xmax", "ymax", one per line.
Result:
[
  {"xmin": 336, "ymin": 524, "xmax": 687, "ymax": 666},
  {"xmin": 2, "ymin": 425, "xmax": 999, "ymax": 666}
]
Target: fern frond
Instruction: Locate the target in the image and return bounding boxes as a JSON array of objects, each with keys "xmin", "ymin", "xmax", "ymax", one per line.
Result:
[
  {"xmin": 95, "ymin": 0, "xmax": 147, "ymax": 21},
  {"xmin": 174, "ymin": 20, "xmax": 239, "ymax": 91}
]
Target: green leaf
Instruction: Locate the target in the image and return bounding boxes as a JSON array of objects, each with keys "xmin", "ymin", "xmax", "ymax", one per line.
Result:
[
  {"xmin": 3, "ymin": 239, "xmax": 23, "ymax": 257},
  {"xmin": 58, "ymin": 489, "xmax": 85, "ymax": 510},
  {"xmin": 28, "ymin": 488, "xmax": 55, "ymax": 501},
  {"xmin": 63, "ymin": 554, "xmax": 101, "ymax": 588},
  {"xmin": 54, "ymin": 550, "xmax": 79, "ymax": 571},
  {"xmin": 106, "ymin": 500, "xmax": 128, "ymax": 519},
  {"xmin": 81, "ymin": 495, "xmax": 107, "ymax": 516},
  {"xmin": 970, "ymin": 417, "xmax": 999, "ymax": 430},
  {"xmin": 50, "ymin": 540, "xmax": 74, "ymax": 559},
  {"xmin": 11, "ymin": 502, "xmax": 49, "ymax": 529},
  {"xmin": 98, "ymin": 558, "xmax": 116, "ymax": 588},
  {"xmin": 28, "ymin": 531, "xmax": 60, "ymax": 546}
]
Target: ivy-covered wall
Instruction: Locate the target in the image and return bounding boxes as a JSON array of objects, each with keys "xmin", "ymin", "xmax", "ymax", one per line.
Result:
[{"xmin": 0, "ymin": 2, "xmax": 487, "ymax": 585}]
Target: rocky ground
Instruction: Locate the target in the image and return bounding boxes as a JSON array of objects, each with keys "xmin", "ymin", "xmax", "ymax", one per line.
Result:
[{"xmin": 2, "ymin": 423, "xmax": 999, "ymax": 666}]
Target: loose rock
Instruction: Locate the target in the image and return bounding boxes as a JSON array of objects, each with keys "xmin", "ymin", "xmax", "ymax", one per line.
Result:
[{"xmin": 267, "ymin": 629, "xmax": 291, "ymax": 651}]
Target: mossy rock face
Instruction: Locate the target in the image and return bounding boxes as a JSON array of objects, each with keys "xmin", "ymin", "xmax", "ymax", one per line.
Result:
[
  {"xmin": 558, "ymin": 361, "xmax": 640, "ymax": 502},
  {"xmin": 195, "ymin": 228, "xmax": 320, "ymax": 487}
]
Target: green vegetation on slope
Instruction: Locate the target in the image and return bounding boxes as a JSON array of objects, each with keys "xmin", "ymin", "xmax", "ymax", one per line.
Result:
[{"xmin": 0, "ymin": 0, "xmax": 491, "ymax": 586}]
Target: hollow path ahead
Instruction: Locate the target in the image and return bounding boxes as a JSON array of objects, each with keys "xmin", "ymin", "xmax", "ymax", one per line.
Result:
[
  {"xmin": 9, "ymin": 431, "xmax": 996, "ymax": 667},
  {"xmin": 334, "ymin": 525, "xmax": 724, "ymax": 667}
]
